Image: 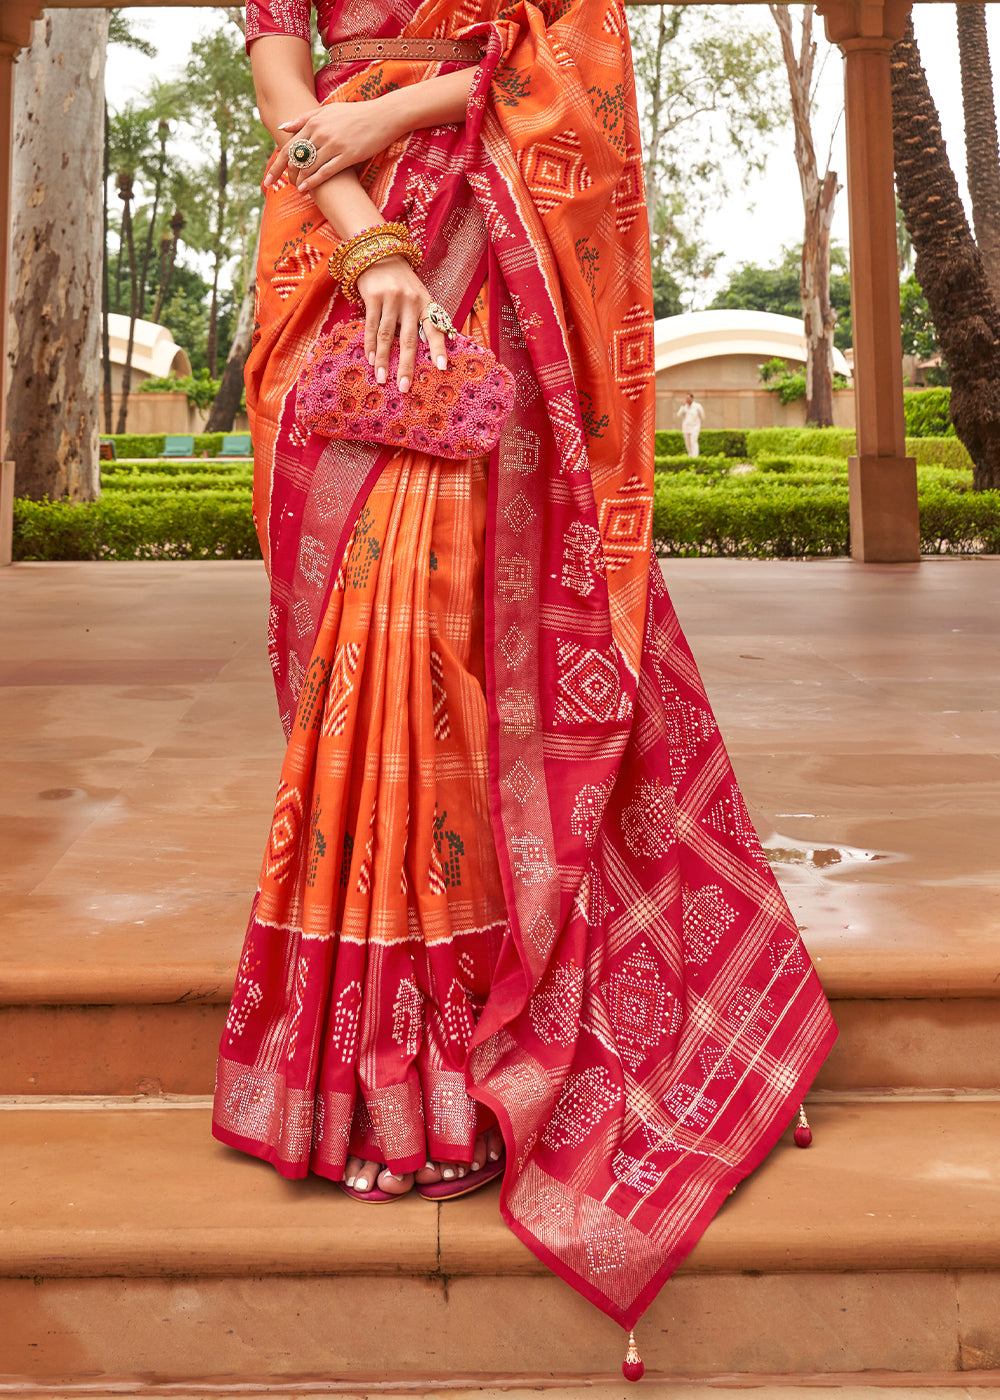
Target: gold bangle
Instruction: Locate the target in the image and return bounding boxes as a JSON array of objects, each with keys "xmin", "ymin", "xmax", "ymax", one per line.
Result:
[
  {"xmin": 328, "ymin": 221, "xmax": 411, "ymax": 281},
  {"xmin": 339, "ymin": 233, "xmax": 422, "ymax": 304}
]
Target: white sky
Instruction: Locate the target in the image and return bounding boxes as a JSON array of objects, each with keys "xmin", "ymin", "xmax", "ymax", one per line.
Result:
[{"xmin": 105, "ymin": 3, "xmax": 992, "ymax": 302}]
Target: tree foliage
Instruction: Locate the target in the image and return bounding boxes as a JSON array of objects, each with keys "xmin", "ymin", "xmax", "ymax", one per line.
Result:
[
  {"xmin": 627, "ymin": 4, "xmax": 786, "ymax": 303},
  {"xmin": 711, "ymin": 244, "xmax": 853, "ymax": 350}
]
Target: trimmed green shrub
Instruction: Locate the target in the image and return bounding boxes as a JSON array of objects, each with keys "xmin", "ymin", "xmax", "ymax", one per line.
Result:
[
  {"xmin": 103, "ymin": 470, "xmax": 252, "ymax": 494},
  {"xmin": 13, "ymin": 494, "xmax": 260, "ymax": 561},
  {"xmin": 653, "ymin": 453, "xmax": 733, "ymax": 476},
  {"xmin": 906, "ymin": 436, "xmax": 973, "ymax": 471},
  {"xmin": 653, "ymin": 480, "xmax": 848, "ymax": 557},
  {"xmin": 904, "ymin": 388, "xmax": 954, "ymax": 438},
  {"xmin": 100, "ymin": 432, "xmax": 234, "ymax": 459},
  {"xmin": 102, "ymin": 459, "xmax": 252, "ymax": 478},
  {"xmin": 654, "ymin": 429, "xmax": 747, "ymax": 458},
  {"xmin": 746, "ymin": 427, "xmax": 856, "ymax": 459}
]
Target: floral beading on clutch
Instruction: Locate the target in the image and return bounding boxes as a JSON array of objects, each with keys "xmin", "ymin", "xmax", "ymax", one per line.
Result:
[{"xmin": 295, "ymin": 318, "xmax": 516, "ymax": 460}]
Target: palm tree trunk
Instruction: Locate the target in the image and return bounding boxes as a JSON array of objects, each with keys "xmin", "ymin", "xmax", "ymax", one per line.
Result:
[
  {"xmin": 115, "ymin": 175, "xmax": 138, "ymax": 434},
  {"xmin": 102, "ymin": 102, "xmax": 113, "ymax": 435},
  {"xmin": 138, "ymin": 119, "xmax": 169, "ymax": 320},
  {"xmin": 892, "ymin": 15, "xmax": 1000, "ymax": 490},
  {"xmin": 152, "ymin": 208, "xmax": 184, "ymax": 325},
  {"xmin": 205, "ymin": 223, "xmax": 259, "ymax": 433},
  {"xmin": 956, "ymin": 4, "xmax": 1000, "ymax": 301}
]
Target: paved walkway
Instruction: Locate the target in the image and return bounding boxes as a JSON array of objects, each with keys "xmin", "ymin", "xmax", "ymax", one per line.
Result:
[{"xmin": 0, "ymin": 557, "xmax": 997, "ymax": 1001}]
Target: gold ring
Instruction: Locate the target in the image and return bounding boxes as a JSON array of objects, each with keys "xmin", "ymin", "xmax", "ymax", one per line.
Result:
[
  {"xmin": 419, "ymin": 301, "xmax": 456, "ymax": 339},
  {"xmin": 288, "ymin": 138, "xmax": 318, "ymax": 171}
]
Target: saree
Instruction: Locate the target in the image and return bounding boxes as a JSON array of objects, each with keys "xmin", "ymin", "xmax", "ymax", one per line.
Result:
[{"xmin": 213, "ymin": 0, "xmax": 837, "ymax": 1330}]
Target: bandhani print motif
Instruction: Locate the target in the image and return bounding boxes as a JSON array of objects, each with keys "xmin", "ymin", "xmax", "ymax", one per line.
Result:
[{"xmin": 213, "ymin": 0, "xmax": 836, "ymax": 1333}]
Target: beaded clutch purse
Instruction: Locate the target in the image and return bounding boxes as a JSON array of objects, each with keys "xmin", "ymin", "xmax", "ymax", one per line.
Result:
[{"xmin": 295, "ymin": 318, "xmax": 516, "ymax": 460}]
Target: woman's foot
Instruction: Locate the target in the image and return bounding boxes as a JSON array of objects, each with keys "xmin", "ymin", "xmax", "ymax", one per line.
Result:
[
  {"xmin": 415, "ymin": 1125, "xmax": 504, "ymax": 1188},
  {"xmin": 343, "ymin": 1157, "xmax": 414, "ymax": 1198}
]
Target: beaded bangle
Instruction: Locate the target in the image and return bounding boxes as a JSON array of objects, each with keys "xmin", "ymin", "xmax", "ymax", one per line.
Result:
[{"xmin": 341, "ymin": 243, "xmax": 420, "ymax": 304}]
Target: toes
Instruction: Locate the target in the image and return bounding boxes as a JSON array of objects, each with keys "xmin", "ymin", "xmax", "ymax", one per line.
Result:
[
  {"xmin": 351, "ymin": 1158, "xmax": 381, "ymax": 1193},
  {"xmin": 415, "ymin": 1159, "xmax": 442, "ymax": 1185},
  {"xmin": 471, "ymin": 1133, "xmax": 487, "ymax": 1172},
  {"xmin": 344, "ymin": 1155, "xmax": 364, "ymax": 1188},
  {"xmin": 377, "ymin": 1167, "xmax": 414, "ymax": 1196},
  {"xmin": 486, "ymin": 1125, "xmax": 504, "ymax": 1163}
]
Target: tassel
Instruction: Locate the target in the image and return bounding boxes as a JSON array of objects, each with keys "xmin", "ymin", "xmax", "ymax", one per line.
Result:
[
  {"xmin": 793, "ymin": 1102, "xmax": 813, "ymax": 1148},
  {"xmin": 622, "ymin": 1328, "xmax": 645, "ymax": 1382}
]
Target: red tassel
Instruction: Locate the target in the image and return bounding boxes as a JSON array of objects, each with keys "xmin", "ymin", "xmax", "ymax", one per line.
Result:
[
  {"xmin": 794, "ymin": 1103, "xmax": 813, "ymax": 1148},
  {"xmin": 622, "ymin": 1328, "xmax": 645, "ymax": 1382}
]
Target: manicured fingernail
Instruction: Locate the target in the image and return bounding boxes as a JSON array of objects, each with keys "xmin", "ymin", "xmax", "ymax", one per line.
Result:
[
  {"xmin": 471, "ymin": 1161, "xmax": 481, "ymax": 1171},
  {"xmin": 437, "ymin": 355, "xmax": 447, "ymax": 370},
  {"xmin": 369, "ymin": 352, "xmax": 376, "ymax": 366},
  {"xmin": 399, "ymin": 376, "xmax": 410, "ymax": 393},
  {"xmin": 443, "ymin": 1167, "xmax": 455, "ymax": 1180},
  {"xmin": 377, "ymin": 367, "xmax": 386, "ymax": 385},
  {"xmin": 489, "ymin": 1150, "xmax": 499, "ymax": 1161}
]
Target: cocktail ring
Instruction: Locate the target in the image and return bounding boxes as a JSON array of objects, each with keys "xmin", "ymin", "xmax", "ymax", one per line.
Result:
[
  {"xmin": 288, "ymin": 137, "xmax": 318, "ymax": 171},
  {"xmin": 419, "ymin": 301, "xmax": 456, "ymax": 339}
]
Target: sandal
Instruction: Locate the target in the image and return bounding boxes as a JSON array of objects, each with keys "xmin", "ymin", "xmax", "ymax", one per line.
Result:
[{"xmin": 416, "ymin": 1152, "xmax": 505, "ymax": 1201}]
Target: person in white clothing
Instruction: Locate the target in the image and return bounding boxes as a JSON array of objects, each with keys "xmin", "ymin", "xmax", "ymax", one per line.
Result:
[{"xmin": 677, "ymin": 391, "xmax": 705, "ymax": 456}]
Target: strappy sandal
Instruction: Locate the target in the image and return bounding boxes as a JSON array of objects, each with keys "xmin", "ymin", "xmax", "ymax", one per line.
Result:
[{"xmin": 415, "ymin": 1152, "xmax": 505, "ymax": 1201}]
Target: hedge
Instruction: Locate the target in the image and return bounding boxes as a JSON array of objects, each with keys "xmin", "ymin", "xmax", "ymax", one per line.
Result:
[
  {"xmin": 903, "ymin": 388, "xmax": 954, "ymax": 438},
  {"xmin": 101, "ymin": 432, "xmax": 234, "ymax": 459},
  {"xmin": 103, "ymin": 471, "xmax": 253, "ymax": 494},
  {"xmin": 103, "ymin": 459, "xmax": 252, "ymax": 478},
  {"xmin": 653, "ymin": 481, "xmax": 849, "ymax": 557},
  {"xmin": 745, "ymin": 427, "xmax": 856, "ymax": 459},
  {"xmin": 654, "ymin": 429, "xmax": 747, "ymax": 458},
  {"xmin": 653, "ymin": 453, "xmax": 733, "ymax": 475},
  {"xmin": 13, "ymin": 494, "xmax": 261, "ymax": 561}
]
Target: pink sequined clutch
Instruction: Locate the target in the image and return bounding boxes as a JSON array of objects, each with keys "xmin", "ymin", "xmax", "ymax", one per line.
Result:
[{"xmin": 295, "ymin": 318, "xmax": 516, "ymax": 460}]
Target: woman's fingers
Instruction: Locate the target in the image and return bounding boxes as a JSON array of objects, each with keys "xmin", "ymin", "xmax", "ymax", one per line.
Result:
[{"xmin": 277, "ymin": 110, "xmax": 312, "ymax": 134}]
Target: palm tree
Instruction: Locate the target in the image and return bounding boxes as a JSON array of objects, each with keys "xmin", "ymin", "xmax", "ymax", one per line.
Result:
[
  {"xmin": 891, "ymin": 15, "xmax": 1000, "ymax": 490},
  {"xmin": 956, "ymin": 4, "xmax": 1000, "ymax": 301},
  {"xmin": 108, "ymin": 102, "xmax": 154, "ymax": 433}
]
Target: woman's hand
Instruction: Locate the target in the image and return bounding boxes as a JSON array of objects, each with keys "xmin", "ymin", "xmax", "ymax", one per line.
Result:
[
  {"xmin": 355, "ymin": 256, "xmax": 450, "ymax": 393},
  {"xmin": 267, "ymin": 98, "xmax": 401, "ymax": 194}
]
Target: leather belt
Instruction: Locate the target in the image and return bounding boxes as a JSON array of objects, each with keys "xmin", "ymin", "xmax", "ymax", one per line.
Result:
[{"xmin": 326, "ymin": 37, "xmax": 481, "ymax": 65}]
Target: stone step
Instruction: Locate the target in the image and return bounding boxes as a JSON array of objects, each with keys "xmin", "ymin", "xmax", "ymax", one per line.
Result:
[
  {"xmin": 2, "ymin": 985, "xmax": 998, "ymax": 1097},
  {"xmin": 1, "ymin": 1098, "xmax": 997, "ymax": 1384},
  {"xmin": 3, "ymin": 1386, "xmax": 1000, "ymax": 1400}
]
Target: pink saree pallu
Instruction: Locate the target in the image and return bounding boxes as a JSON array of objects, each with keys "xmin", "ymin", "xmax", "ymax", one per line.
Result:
[{"xmin": 214, "ymin": 0, "xmax": 837, "ymax": 1333}]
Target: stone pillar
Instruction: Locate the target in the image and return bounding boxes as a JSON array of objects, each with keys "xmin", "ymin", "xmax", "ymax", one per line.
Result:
[{"xmin": 819, "ymin": 0, "xmax": 920, "ymax": 562}]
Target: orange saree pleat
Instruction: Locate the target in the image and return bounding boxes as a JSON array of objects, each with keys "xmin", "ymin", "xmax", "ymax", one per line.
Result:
[{"xmin": 215, "ymin": 302, "xmax": 507, "ymax": 1177}]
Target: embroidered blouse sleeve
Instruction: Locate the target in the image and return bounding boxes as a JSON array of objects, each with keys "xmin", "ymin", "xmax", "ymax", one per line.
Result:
[{"xmin": 245, "ymin": 0, "xmax": 312, "ymax": 48}]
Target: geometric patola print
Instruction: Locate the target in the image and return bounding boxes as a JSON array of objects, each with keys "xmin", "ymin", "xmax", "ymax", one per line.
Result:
[
  {"xmin": 272, "ymin": 242, "xmax": 325, "ymax": 302},
  {"xmin": 498, "ymin": 552, "xmax": 532, "ymax": 602},
  {"xmin": 702, "ymin": 783, "xmax": 770, "ymax": 869},
  {"xmin": 511, "ymin": 831, "xmax": 554, "ymax": 886},
  {"xmin": 612, "ymin": 1148, "xmax": 663, "ymax": 1192},
  {"xmin": 682, "ymin": 883, "xmax": 737, "ymax": 966},
  {"xmin": 662, "ymin": 1082, "xmax": 719, "ymax": 1133},
  {"xmin": 561, "ymin": 520, "xmax": 605, "ymax": 598},
  {"xmin": 521, "ymin": 128, "xmax": 593, "ymax": 216},
  {"xmin": 529, "ymin": 959, "xmax": 585, "ymax": 1045},
  {"xmin": 391, "ymin": 977, "xmax": 423, "ymax": 1055},
  {"xmin": 620, "ymin": 777, "xmax": 677, "ymax": 859},
  {"xmin": 727, "ymin": 985, "xmax": 778, "ymax": 1054},
  {"xmin": 500, "ymin": 624, "xmax": 530, "ymax": 670},
  {"xmin": 768, "ymin": 936, "xmax": 809, "ymax": 975},
  {"xmin": 322, "ymin": 641, "xmax": 360, "ymax": 738},
  {"xmin": 430, "ymin": 650, "xmax": 451, "ymax": 740},
  {"xmin": 265, "ymin": 781, "xmax": 304, "ymax": 880},
  {"xmin": 612, "ymin": 304, "xmax": 655, "ymax": 403},
  {"xmin": 600, "ymin": 941, "xmax": 679, "ymax": 1072},
  {"xmin": 584, "ymin": 1222, "xmax": 627, "ymax": 1274},
  {"xmin": 570, "ymin": 779, "xmax": 613, "ymax": 846},
  {"xmin": 597, "ymin": 475, "xmax": 651, "ymax": 571},
  {"xmin": 554, "ymin": 639, "xmax": 624, "ymax": 725},
  {"xmin": 661, "ymin": 695, "xmax": 717, "ymax": 781},
  {"xmin": 614, "ymin": 146, "xmax": 645, "ymax": 235},
  {"xmin": 541, "ymin": 1065, "xmax": 618, "ymax": 1149},
  {"xmin": 503, "ymin": 757, "xmax": 537, "ymax": 805}
]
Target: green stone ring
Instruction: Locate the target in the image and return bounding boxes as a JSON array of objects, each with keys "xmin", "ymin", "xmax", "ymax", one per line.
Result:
[{"xmin": 288, "ymin": 138, "xmax": 318, "ymax": 171}]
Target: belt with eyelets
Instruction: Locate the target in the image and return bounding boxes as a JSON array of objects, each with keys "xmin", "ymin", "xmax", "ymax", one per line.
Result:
[{"xmin": 326, "ymin": 37, "xmax": 481, "ymax": 65}]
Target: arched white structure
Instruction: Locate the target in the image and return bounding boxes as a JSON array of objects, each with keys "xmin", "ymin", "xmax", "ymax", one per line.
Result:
[
  {"xmin": 106, "ymin": 315, "xmax": 192, "ymax": 390},
  {"xmin": 654, "ymin": 309, "xmax": 851, "ymax": 378}
]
